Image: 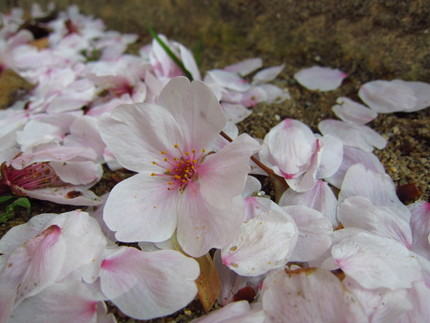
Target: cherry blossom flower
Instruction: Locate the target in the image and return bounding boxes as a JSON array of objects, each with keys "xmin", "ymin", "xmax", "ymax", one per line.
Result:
[
  {"xmin": 0, "ymin": 209, "xmax": 201, "ymax": 321},
  {"xmin": 0, "ymin": 149, "xmax": 103, "ymax": 206},
  {"xmin": 259, "ymin": 118, "xmax": 343, "ymax": 192},
  {"xmin": 99, "ymin": 77, "xmax": 260, "ymax": 257}
]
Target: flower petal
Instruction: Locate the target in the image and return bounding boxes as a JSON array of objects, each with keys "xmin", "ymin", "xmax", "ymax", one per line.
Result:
[
  {"xmin": 98, "ymin": 102, "xmax": 183, "ymax": 172},
  {"xmin": 294, "ymin": 66, "xmax": 347, "ymax": 91},
  {"xmin": 177, "ymin": 187, "xmax": 244, "ymax": 257},
  {"xmin": 193, "ymin": 300, "xmax": 265, "ymax": 323},
  {"xmin": 318, "ymin": 119, "xmax": 386, "ymax": 152},
  {"xmin": 332, "ymin": 97, "xmax": 378, "ymax": 125},
  {"xmin": 221, "ymin": 208, "xmax": 298, "ymax": 276},
  {"xmin": 199, "ymin": 134, "xmax": 260, "ymax": 210},
  {"xmin": 103, "ymin": 172, "xmax": 178, "ymax": 243},
  {"xmin": 339, "ymin": 164, "xmax": 410, "ymax": 221},
  {"xmin": 279, "ymin": 179, "xmax": 338, "ymax": 227},
  {"xmin": 358, "ymin": 80, "xmax": 418, "ymax": 113},
  {"xmin": 409, "ymin": 201, "xmax": 430, "ymax": 260},
  {"xmin": 338, "ymin": 196, "xmax": 412, "ymax": 247},
  {"xmin": 156, "ymin": 77, "xmax": 227, "ymax": 151},
  {"xmin": 10, "ymin": 279, "xmax": 109, "ymax": 323},
  {"xmin": 284, "ymin": 205, "xmax": 333, "ymax": 262},
  {"xmin": 261, "ymin": 268, "xmax": 367, "ymax": 322},
  {"xmin": 100, "ymin": 247, "xmax": 199, "ymax": 320},
  {"xmin": 224, "ymin": 58, "xmax": 263, "ymax": 76},
  {"xmin": 331, "ymin": 231, "xmax": 422, "ymax": 289}
]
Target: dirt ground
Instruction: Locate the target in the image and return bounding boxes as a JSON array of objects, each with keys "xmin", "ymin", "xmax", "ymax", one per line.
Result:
[{"xmin": 1, "ymin": 1, "xmax": 429, "ymax": 322}]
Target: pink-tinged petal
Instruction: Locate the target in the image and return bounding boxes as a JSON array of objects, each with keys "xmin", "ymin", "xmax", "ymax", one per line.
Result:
[
  {"xmin": 409, "ymin": 201, "xmax": 430, "ymax": 260},
  {"xmin": 63, "ymin": 115, "xmax": 106, "ymax": 163},
  {"xmin": 156, "ymin": 77, "xmax": 227, "ymax": 151},
  {"xmin": 318, "ymin": 119, "xmax": 387, "ymax": 152},
  {"xmin": 177, "ymin": 187, "xmax": 245, "ymax": 257},
  {"xmin": 221, "ymin": 208, "xmax": 298, "ymax": 276},
  {"xmin": 220, "ymin": 103, "xmax": 252, "ymax": 124},
  {"xmin": 0, "ymin": 213, "xmax": 56, "ymax": 255},
  {"xmin": 99, "ymin": 102, "xmax": 183, "ymax": 172},
  {"xmin": 260, "ymin": 119, "xmax": 316, "ymax": 177},
  {"xmin": 399, "ymin": 281, "xmax": 430, "ymax": 322},
  {"xmin": 252, "ymin": 64, "xmax": 284, "ymax": 85},
  {"xmin": 332, "ymin": 97, "xmax": 378, "ymax": 125},
  {"xmin": 392, "ymin": 79, "xmax": 430, "ymax": 112},
  {"xmin": 280, "ymin": 180, "xmax": 339, "ymax": 227},
  {"xmin": 339, "ymin": 196, "xmax": 412, "ymax": 247},
  {"xmin": 179, "ymin": 44, "xmax": 201, "ymax": 81},
  {"xmin": 244, "ymin": 196, "xmax": 278, "ymax": 221},
  {"xmin": 11, "ymin": 145, "xmax": 97, "ymax": 169},
  {"xmin": 256, "ymin": 84, "xmax": 291, "ymax": 103},
  {"xmin": 100, "ymin": 247, "xmax": 199, "ymax": 320},
  {"xmin": 10, "ymin": 279, "xmax": 108, "ymax": 323},
  {"xmin": 19, "ymin": 186, "xmax": 103, "ymax": 206},
  {"xmin": 358, "ymin": 80, "xmax": 418, "ymax": 113},
  {"xmin": 242, "ymin": 176, "xmax": 262, "ymax": 199},
  {"xmin": 89, "ymin": 193, "xmax": 117, "ymax": 242},
  {"xmin": 16, "ymin": 120, "xmax": 65, "ymax": 152},
  {"xmin": 261, "ymin": 268, "xmax": 367, "ymax": 322},
  {"xmin": 48, "ymin": 210, "xmax": 107, "ymax": 282},
  {"xmin": 331, "ymin": 231, "xmax": 422, "ymax": 289},
  {"xmin": 199, "ymin": 134, "xmax": 260, "ymax": 209},
  {"xmin": 284, "ymin": 205, "xmax": 333, "ymax": 262},
  {"xmin": 1, "ymin": 225, "xmax": 66, "ymax": 305},
  {"xmin": 213, "ymin": 251, "xmax": 261, "ymax": 306},
  {"xmin": 343, "ymin": 277, "xmax": 413, "ymax": 323},
  {"xmin": 316, "ymin": 134, "xmax": 344, "ymax": 179},
  {"xmin": 50, "ymin": 160, "xmax": 102, "ymax": 185},
  {"xmin": 205, "ymin": 70, "xmax": 251, "ymax": 92},
  {"xmin": 326, "ymin": 145, "xmax": 386, "ymax": 188},
  {"xmin": 0, "ymin": 286, "xmax": 15, "ymax": 323},
  {"xmin": 212, "ymin": 122, "xmax": 239, "ymax": 151},
  {"xmin": 103, "ymin": 172, "xmax": 178, "ymax": 243},
  {"xmin": 285, "ymin": 137, "xmax": 320, "ymax": 192},
  {"xmin": 339, "ymin": 164, "xmax": 410, "ymax": 221},
  {"xmin": 193, "ymin": 300, "xmax": 265, "ymax": 323},
  {"xmin": 0, "ymin": 109, "xmax": 29, "ymax": 151},
  {"xmin": 294, "ymin": 66, "xmax": 347, "ymax": 91},
  {"xmin": 224, "ymin": 58, "xmax": 263, "ymax": 76}
]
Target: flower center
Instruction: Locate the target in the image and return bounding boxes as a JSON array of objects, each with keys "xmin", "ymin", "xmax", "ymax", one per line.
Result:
[
  {"xmin": 151, "ymin": 145, "xmax": 206, "ymax": 192},
  {"xmin": 0, "ymin": 161, "xmax": 65, "ymax": 196}
]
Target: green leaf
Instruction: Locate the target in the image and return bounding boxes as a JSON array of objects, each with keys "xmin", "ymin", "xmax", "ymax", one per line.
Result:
[
  {"xmin": 147, "ymin": 26, "xmax": 194, "ymax": 81},
  {"xmin": 0, "ymin": 197, "xmax": 31, "ymax": 223},
  {"xmin": 12, "ymin": 198, "xmax": 31, "ymax": 215},
  {"xmin": 0, "ymin": 195, "xmax": 15, "ymax": 204}
]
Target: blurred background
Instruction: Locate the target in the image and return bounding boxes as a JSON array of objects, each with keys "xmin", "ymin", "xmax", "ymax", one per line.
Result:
[{"xmin": 1, "ymin": 0, "xmax": 429, "ymax": 81}]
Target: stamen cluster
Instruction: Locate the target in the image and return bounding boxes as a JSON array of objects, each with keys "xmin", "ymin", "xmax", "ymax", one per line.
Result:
[{"xmin": 151, "ymin": 145, "xmax": 206, "ymax": 192}]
